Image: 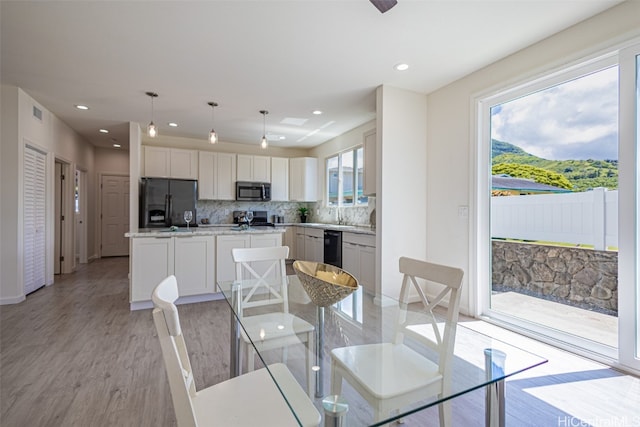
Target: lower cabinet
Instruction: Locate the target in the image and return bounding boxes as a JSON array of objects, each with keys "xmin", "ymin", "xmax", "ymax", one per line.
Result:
[
  {"xmin": 216, "ymin": 233, "xmax": 283, "ymax": 284},
  {"xmin": 131, "ymin": 235, "xmax": 215, "ymax": 302},
  {"xmin": 174, "ymin": 235, "xmax": 216, "ymax": 297},
  {"xmin": 342, "ymin": 232, "xmax": 376, "ymax": 295},
  {"xmin": 295, "ymin": 227, "xmax": 306, "ymax": 259},
  {"xmin": 304, "ymin": 228, "xmax": 324, "ymax": 263}
]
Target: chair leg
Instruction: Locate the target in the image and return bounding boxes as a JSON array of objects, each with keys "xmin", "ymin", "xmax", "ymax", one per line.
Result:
[
  {"xmin": 247, "ymin": 346, "xmax": 255, "ymax": 372},
  {"xmin": 439, "ymin": 400, "xmax": 451, "ymax": 427},
  {"xmin": 330, "ymin": 359, "xmax": 343, "ymax": 396}
]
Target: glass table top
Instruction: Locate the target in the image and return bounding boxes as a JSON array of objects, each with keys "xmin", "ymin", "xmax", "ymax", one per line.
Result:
[{"xmin": 218, "ymin": 274, "xmax": 547, "ymax": 426}]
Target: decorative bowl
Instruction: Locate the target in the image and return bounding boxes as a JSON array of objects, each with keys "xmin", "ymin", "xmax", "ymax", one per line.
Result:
[{"xmin": 292, "ymin": 260, "xmax": 359, "ymax": 307}]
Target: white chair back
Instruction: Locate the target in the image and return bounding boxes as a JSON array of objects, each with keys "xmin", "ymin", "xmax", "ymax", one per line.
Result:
[
  {"xmin": 152, "ymin": 275, "xmax": 198, "ymax": 427},
  {"xmin": 232, "ymin": 246, "xmax": 290, "ymax": 315},
  {"xmin": 396, "ymin": 256, "xmax": 464, "ymax": 390}
]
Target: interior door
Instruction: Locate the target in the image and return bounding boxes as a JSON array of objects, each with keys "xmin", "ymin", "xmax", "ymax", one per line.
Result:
[
  {"xmin": 24, "ymin": 144, "xmax": 46, "ymax": 294},
  {"xmin": 101, "ymin": 175, "xmax": 130, "ymax": 257}
]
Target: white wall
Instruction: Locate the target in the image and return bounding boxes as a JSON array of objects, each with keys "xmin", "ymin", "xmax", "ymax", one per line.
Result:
[
  {"xmin": 0, "ymin": 85, "xmax": 95, "ymax": 304},
  {"xmin": 378, "ymin": 85, "xmax": 428, "ymax": 299},
  {"xmin": 425, "ymin": 1, "xmax": 640, "ymax": 315},
  {"xmin": 1, "ymin": 85, "xmax": 21, "ymax": 302}
]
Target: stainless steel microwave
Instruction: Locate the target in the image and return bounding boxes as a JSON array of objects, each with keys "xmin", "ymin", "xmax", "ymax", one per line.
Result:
[{"xmin": 236, "ymin": 181, "xmax": 271, "ymax": 201}]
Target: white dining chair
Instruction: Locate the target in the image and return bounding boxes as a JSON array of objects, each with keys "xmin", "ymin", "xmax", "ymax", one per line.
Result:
[
  {"xmin": 232, "ymin": 246, "xmax": 315, "ymax": 397},
  {"xmin": 152, "ymin": 275, "xmax": 321, "ymax": 427},
  {"xmin": 330, "ymin": 257, "xmax": 464, "ymax": 426}
]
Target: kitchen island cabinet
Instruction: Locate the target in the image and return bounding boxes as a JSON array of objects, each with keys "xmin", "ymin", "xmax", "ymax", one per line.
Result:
[
  {"xmin": 130, "ymin": 233, "xmax": 215, "ymax": 308},
  {"xmin": 128, "ymin": 228, "xmax": 284, "ymax": 310},
  {"xmin": 216, "ymin": 232, "xmax": 283, "ymax": 284}
]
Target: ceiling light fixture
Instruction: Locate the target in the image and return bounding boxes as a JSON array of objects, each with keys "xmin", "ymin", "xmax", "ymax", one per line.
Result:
[
  {"xmin": 208, "ymin": 102, "xmax": 219, "ymax": 144},
  {"xmin": 259, "ymin": 110, "xmax": 269, "ymax": 149},
  {"xmin": 394, "ymin": 63, "xmax": 409, "ymax": 71},
  {"xmin": 145, "ymin": 91, "xmax": 158, "ymax": 138},
  {"xmin": 99, "ymin": 129, "xmax": 109, "ymax": 134},
  {"xmin": 168, "ymin": 122, "xmax": 178, "ymax": 127},
  {"xmin": 113, "ymin": 144, "xmax": 121, "ymax": 148},
  {"xmin": 312, "ymin": 110, "xmax": 323, "ymax": 115},
  {"xmin": 75, "ymin": 104, "xmax": 89, "ymax": 110}
]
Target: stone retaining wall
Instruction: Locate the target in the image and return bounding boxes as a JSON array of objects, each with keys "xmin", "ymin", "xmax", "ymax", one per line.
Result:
[{"xmin": 492, "ymin": 240, "xmax": 618, "ymax": 315}]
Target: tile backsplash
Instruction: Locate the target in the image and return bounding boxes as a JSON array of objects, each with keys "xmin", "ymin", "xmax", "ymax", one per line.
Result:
[{"xmin": 196, "ymin": 197, "xmax": 375, "ymax": 226}]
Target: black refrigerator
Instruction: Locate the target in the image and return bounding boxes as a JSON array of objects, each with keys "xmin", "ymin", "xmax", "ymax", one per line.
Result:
[{"xmin": 139, "ymin": 178, "xmax": 198, "ymax": 228}]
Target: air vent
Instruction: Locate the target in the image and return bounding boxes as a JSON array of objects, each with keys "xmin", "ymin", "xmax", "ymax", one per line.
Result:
[{"xmin": 32, "ymin": 105, "xmax": 43, "ymax": 121}]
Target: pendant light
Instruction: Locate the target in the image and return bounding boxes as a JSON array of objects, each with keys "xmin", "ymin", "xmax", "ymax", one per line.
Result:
[
  {"xmin": 146, "ymin": 92, "xmax": 158, "ymax": 138},
  {"xmin": 207, "ymin": 101, "xmax": 218, "ymax": 144},
  {"xmin": 259, "ymin": 110, "xmax": 269, "ymax": 149}
]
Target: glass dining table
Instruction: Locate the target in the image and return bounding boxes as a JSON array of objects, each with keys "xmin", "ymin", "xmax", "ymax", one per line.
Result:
[{"xmin": 218, "ymin": 274, "xmax": 547, "ymax": 426}]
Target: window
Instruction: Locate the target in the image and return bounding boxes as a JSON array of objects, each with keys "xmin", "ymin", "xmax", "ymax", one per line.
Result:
[{"xmin": 327, "ymin": 146, "xmax": 368, "ymax": 206}]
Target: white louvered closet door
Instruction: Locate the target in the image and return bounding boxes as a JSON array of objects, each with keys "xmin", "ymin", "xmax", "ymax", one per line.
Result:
[{"xmin": 24, "ymin": 145, "xmax": 47, "ymax": 294}]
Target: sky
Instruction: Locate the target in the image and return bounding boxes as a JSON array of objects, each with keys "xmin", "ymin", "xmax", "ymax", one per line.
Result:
[{"xmin": 491, "ymin": 66, "xmax": 619, "ymax": 161}]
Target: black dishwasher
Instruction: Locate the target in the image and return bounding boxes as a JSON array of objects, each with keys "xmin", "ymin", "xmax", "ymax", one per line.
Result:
[{"xmin": 324, "ymin": 230, "xmax": 342, "ymax": 268}]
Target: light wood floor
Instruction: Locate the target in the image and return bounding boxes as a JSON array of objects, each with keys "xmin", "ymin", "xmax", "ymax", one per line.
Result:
[{"xmin": 1, "ymin": 257, "xmax": 638, "ymax": 426}]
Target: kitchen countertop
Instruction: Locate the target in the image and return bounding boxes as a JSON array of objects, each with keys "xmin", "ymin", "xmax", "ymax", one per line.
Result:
[
  {"xmin": 125, "ymin": 226, "xmax": 286, "ymax": 238},
  {"xmin": 126, "ymin": 222, "xmax": 375, "ymax": 238},
  {"xmin": 289, "ymin": 223, "xmax": 375, "ymax": 235}
]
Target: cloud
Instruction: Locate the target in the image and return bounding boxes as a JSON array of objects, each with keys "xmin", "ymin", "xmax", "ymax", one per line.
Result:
[{"xmin": 491, "ymin": 66, "xmax": 618, "ymax": 160}]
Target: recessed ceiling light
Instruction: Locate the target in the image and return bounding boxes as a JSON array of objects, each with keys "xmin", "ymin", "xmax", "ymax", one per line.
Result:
[
  {"xmin": 312, "ymin": 110, "xmax": 323, "ymax": 115},
  {"xmin": 75, "ymin": 104, "xmax": 89, "ymax": 110},
  {"xmin": 279, "ymin": 136, "xmax": 286, "ymax": 140},
  {"xmin": 394, "ymin": 63, "xmax": 409, "ymax": 71},
  {"xmin": 113, "ymin": 143, "xmax": 121, "ymax": 148},
  {"xmin": 168, "ymin": 122, "xmax": 178, "ymax": 127},
  {"xmin": 99, "ymin": 129, "xmax": 109, "ymax": 134}
]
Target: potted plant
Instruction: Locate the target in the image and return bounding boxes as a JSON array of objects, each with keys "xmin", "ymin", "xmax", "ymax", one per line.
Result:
[{"xmin": 297, "ymin": 205, "xmax": 309, "ymax": 223}]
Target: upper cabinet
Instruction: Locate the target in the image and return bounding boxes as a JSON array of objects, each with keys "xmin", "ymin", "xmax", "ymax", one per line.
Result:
[
  {"xmin": 363, "ymin": 129, "xmax": 376, "ymax": 196},
  {"xmin": 289, "ymin": 157, "xmax": 318, "ymax": 202},
  {"xmin": 198, "ymin": 151, "xmax": 236, "ymax": 200},
  {"xmin": 271, "ymin": 157, "xmax": 289, "ymax": 201},
  {"xmin": 237, "ymin": 154, "xmax": 271, "ymax": 182},
  {"xmin": 144, "ymin": 146, "xmax": 198, "ymax": 179}
]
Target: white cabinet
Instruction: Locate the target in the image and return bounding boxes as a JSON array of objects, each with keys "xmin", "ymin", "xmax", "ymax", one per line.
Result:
[
  {"xmin": 144, "ymin": 146, "xmax": 198, "ymax": 179},
  {"xmin": 342, "ymin": 232, "xmax": 376, "ymax": 295},
  {"xmin": 289, "ymin": 157, "xmax": 318, "ymax": 202},
  {"xmin": 174, "ymin": 235, "xmax": 215, "ymax": 297},
  {"xmin": 363, "ymin": 129, "xmax": 376, "ymax": 196},
  {"xmin": 198, "ymin": 151, "xmax": 236, "ymax": 200},
  {"xmin": 237, "ymin": 154, "xmax": 271, "ymax": 182},
  {"xmin": 131, "ymin": 236, "xmax": 174, "ymax": 302},
  {"xmin": 295, "ymin": 227, "xmax": 306, "ymax": 260},
  {"xmin": 304, "ymin": 228, "xmax": 324, "ymax": 263},
  {"xmin": 131, "ymin": 235, "xmax": 216, "ymax": 302},
  {"xmin": 216, "ymin": 234, "xmax": 251, "ymax": 284},
  {"xmin": 271, "ymin": 157, "xmax": 289, "ymax": 201},
  {"xmin": 216, "ymin": 233, "xmax": 283, "ymax": 284},
  {"xmin": 281, "ymin": 226, "xmax": 295, "ymax": 256}
]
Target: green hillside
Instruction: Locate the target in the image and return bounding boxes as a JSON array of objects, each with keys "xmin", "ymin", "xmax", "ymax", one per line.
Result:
[{"xmin": 491, "ymin": 139, "xmax": 618, "ymax": 191}]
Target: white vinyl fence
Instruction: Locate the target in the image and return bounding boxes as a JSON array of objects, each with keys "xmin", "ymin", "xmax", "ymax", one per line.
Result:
[{"xmin": 491, "ymin": 187, "xmax": 618, "ymax": 250}]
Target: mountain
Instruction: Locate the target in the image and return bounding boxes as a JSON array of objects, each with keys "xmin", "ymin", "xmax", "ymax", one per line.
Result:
[{"xmin": 491, "ymin": 139, "xmax": 618, "ymax": 191}]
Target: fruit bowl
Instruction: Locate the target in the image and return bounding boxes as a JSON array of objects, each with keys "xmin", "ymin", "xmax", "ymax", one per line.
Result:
[{"xmin": 292, "ymin": 260, "xmax": 358, "ymax": 307}]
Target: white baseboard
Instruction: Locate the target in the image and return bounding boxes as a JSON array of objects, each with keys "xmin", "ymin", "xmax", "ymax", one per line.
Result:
[
  {"xmin": 0, "ymin": 294, "xmax": 26, "ymax": 305},
  {"xmin": 130, "ymin": 292, "xmax": 225, "ymax": 311}
]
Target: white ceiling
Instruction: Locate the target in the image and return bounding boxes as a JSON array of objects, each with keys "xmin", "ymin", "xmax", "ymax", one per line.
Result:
[{"xmin": 0, "ymin": 0, "xmax": 621, "ymax": 151}]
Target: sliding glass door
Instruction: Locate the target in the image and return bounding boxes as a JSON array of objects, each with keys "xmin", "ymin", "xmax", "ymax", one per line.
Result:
[{"xmin": 477, "ymin": 40, "xmax": 640, "ymax": 373}]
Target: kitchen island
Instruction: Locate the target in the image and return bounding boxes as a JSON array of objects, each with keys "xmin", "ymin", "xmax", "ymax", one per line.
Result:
[{"xmin": 126, "ymin": 226, "xmax": 285, "ymax": 310}]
